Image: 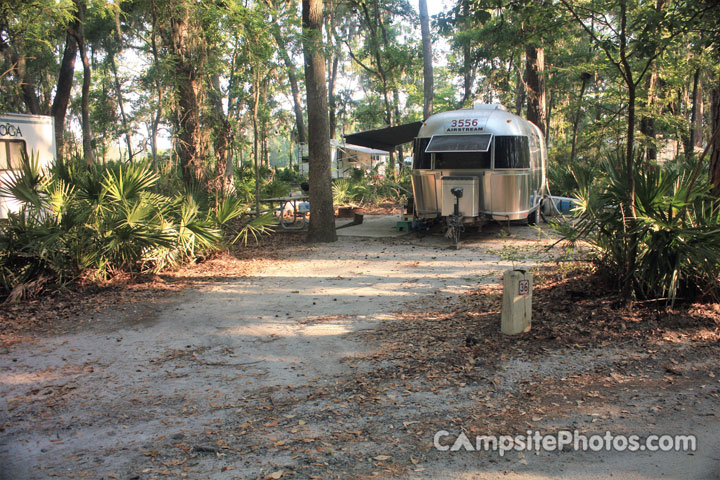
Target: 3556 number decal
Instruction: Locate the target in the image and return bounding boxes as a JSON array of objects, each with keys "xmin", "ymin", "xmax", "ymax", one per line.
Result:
[{"xmin": 449, "ymin": 119, "xmax": 479, "ymax": 128}]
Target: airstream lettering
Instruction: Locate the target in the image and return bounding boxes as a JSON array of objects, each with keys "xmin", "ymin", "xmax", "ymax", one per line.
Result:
[{"xmin": 410, "ymin": 103, "xmax": 547, "ymax": 242}]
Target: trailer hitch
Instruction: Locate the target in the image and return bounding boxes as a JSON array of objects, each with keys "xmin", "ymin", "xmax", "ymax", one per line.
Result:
[{"xmin": 447, "ymin": 187, "xmax": 465, "ymax": 248}]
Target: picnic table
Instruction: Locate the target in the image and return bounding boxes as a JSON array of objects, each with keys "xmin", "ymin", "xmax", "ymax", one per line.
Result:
[{"xmin": 262, "ymin": 195, "xmax": 309, "ymax": 230}]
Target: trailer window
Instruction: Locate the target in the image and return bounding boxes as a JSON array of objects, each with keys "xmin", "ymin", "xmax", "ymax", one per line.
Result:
[
  {"xmin": 434, "ymin": 151, "xmax": 491, "ymax": 170},
  {"xmin": 0, "ymin": 140, "xmax": 27, "ymax": 170},
  {"xmin": 494, "ymin": 136, "xmax": 530, "ymax": 169},
  {"xmin": 426, "ymin": 134, "xmax": 492, "ymax": 153},
  {"xmin": 413, "ymin": 138, "xmax": 431, "ymax": 169}
]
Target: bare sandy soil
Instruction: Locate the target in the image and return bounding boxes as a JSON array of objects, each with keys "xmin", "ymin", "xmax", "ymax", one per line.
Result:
[{"xmin": 1, "ymin": 221, "xmax": 718, "ymax": 479}]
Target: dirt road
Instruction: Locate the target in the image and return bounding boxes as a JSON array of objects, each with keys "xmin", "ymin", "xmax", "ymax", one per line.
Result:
[{"xmin": 1, "ymin": 222, "xmax": 718, "ymax": 479}]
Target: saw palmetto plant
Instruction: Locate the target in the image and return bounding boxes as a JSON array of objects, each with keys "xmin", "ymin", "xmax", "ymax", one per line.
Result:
[
  {"xmin": 0, "ymin": 155, "xmax": 272, "ymax": 300},
  {"xmin": 556, "ymin": 150, "xmax": 720, "ymax": 304}
]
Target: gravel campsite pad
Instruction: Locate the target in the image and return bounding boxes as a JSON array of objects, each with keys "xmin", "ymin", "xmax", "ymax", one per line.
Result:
[{"xmin": 1, "ymin": 222, "xmax": 719, "ymax": 479}]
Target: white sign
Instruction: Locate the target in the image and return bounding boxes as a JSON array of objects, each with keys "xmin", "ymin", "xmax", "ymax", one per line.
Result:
[{"xmin": 518, "ymin": 279, "xmax": 529, "ymax": 296}]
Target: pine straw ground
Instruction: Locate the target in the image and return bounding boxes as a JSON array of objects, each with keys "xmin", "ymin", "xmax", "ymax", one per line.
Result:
[
  {"xmin": 0, "ymin": 232, "xmax": 309, "ymax": 348},
  {"xmin": 174, "ymin": 265, "xmax": 719, "ymax": 479},
  {"xmin": 346, "ymin": 266, "xmax": 720, "ymax": 435},
  {"xmin": 1, "ymin": 234, "xmax": 719, "ymax": 478},
  {"xmin": 219, "ymin": 266, "xmax": 717, "ymax": 478}
]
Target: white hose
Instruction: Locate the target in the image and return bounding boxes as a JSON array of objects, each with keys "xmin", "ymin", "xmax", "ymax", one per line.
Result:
[{"xmin": 543, "ymin": 177, "xmax": 568, "ymax": 220}]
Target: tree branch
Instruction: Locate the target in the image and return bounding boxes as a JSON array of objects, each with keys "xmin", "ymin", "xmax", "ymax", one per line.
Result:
[
  {"xmin": 344, "ymin": 40, "xmax": 378, "ymax": 76},
  {"xmin": 558, "ymin": 0, "xmax": 627, "ymax": 84}
]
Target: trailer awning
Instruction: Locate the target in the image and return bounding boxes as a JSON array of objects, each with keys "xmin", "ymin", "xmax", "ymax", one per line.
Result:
[
  {"xmin": 343, "ymin": 121, "xmax": 423, "ymax": 152},
  {"xmin": 426, "ymin": 134, "xmax": 493, "ymax": 153}
]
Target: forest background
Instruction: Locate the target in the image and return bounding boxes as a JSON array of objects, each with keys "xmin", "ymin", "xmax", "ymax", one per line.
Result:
[{"xmin": 1, "ymin": 0, "xmax": 720, "ymax": 304}]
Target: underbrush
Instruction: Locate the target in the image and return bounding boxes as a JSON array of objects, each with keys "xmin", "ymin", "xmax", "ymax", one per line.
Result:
[
  {"xmin": 553, "ymin": 151, "xmax": 720, "ymax": 304},
  {"xmin": 332, "ymin": 168, "xmax": 411, "ymax": 207},
  {"xmin": 0, "ymin": 155, "xmax": 274, "ymax": 301}
]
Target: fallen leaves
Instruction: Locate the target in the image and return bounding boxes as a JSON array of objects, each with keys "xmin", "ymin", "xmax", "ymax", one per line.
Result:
[
  {"xmin": 3, "ymin": 244, "xmax": 719, "ymax": 480},
  {"xmin": 0, "ymin": 235, "xmax": 307, "ymax": 346}
]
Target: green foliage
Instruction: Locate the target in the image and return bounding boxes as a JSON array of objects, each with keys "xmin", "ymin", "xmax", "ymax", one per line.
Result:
[
  {"xmin": 275, "ymin": 167, "xmax": 306, "ymax": 184},
  {"xmin": 555, "ymin": 151, "xmax": 720, "ymax": 304},
  {"xmin": 349, "ymin": 168, "xmax": 365, "ymax": 182},
  {"xmin": 548, "ymin": 156, "xmax": 601, "ymax": 198},
  {"xmin": 331, "ymin": 172, "xmax": 410, "ymax": 207},
  {"xmin": 232, "ymin": 213, "xmax": 276, "ymax": 246},
  {"xmin": 0, "ymin": 0, "xmax": 75, "ymax": 113},
  {"xmin": 396, "ymin": 168, "xmax": 412, "ymax": 197},
  {"xmin": 233, "ymin": 166, "xmax": 256, "ymax": 204},
  {"xmin": 332, "ymin": 178, "xmax": 356, "ymax": 206},
  {"xmin": 262, "ymin": 177, "xmax": 292, "ymax": 199},
  {"xmin": 0, "ymin": 156, "xmax": 272, "ymax": 300},
  {"xmin": 0, "ymin": 152, "xmax": 47, "ymax": 209},
  {"xmin": 0, "ymin": 209, "xmax": 74, "ymax": 296}
]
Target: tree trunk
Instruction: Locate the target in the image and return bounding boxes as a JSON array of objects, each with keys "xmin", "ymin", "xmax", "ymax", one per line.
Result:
[
  {"xmin": 270, "ymin": 27, "xmax": 307, "ymax": 145},
  {"xmin": 209, "ymin": 73, "xmax": 232, "ymax": 197},
  {"xmin": 419, "ymin": 0, "xmax": 433, "ymax": 119},
  {"xmin": 623, "ymin": 81, "xmax": 639, "ymax": 295},
  {"xmin": 175, "ymin": 68, "xmax": 205, "ymax": 184},
  {"xmin": 461, "ymin": 0, "xmax": 473, "ymax": 106},
  {"xmin": 570, "ymin": 72, "xmax": 591, "ymax": 164},
  {"xmin": 620, "ymin": 0, "xmax": 638, "ymax": 302},
  {"xmin": 695, "ymin": 75, "xmax": 704, "ymax": 148},
  {"xmin": 51, "ymin": 27, "xmax": 79, "ymax": 164},
  {"xmin": 109, "ymin": 53, "xmax": 133, "ymax": 162},
  {"xmin": 73, "ymin": 0, "xmax": 94, "ymax": 166},
  {"xmin": 149, "ymin": 1, "xmax": 163, "ymax": 167},
  {"xmin": 686, "ymin": 68, "xmax": 701, "ymax": 159},
  {"xmin": 262, "ymin": 78, "xmax": 270, "ymax": 169},
  {"xmin": 10, "ymin": 40, "xmax": 41, "ymax": 115},
  {"xmin": 163, "ymin": 0, "xmax": 207, "ymax": 185},
  {"xmin": 626, "ymin": 86, "xmax": 637, "ymax": 209},
  {"xmin": 640, "ymin": 70, "xmax": 658, "ymax": 161},
  {"xmin": 224, "ymin": 147, "xmax": 235, "ymax": 195},
  {"xmin": 710, "ymin": 84, "xmax": 720, "ymax": 197},
  {"xmin": 546, "ymin": 85, "xmax": 553, "ymax": 145},
  {"xmin": 328, "ymin": 55, "xmax": 339, "ymax": 139},
  {"xmin": 525, "ymin": 44, "xmax": 546, "ymax": 136},
  {"xmin": 303, "ymin": 0, "xmax": 337, "ymax": 243},
  {"xmin": 263, "ymin": 127, "xmax": 269, "ymax": 168},
  {"xmin": 389, "ymin": 89, "xmax": 403, "ymax": 179},
  {"xmin": 252, "ymin": 68, "xmax": 261, "ymax": 216},
  {"xmin": 78, "ymin": 41, "xmax": 93, "ymax": 165},
  {"xmin": 620, "ymin": 0, "xmax": 636, "ymax": 220},
  {"xmin": 108, "ymin": 7, "xmax": 134, "ymax": 162},
  {"xmin": 514, "ymin": 62, "xmax": 525, "ymax": 116}
]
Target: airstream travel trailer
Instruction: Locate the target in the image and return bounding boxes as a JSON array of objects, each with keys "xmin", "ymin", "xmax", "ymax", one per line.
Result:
[
  {"xmin": 410, "ymin": 104, "xmax": 547, "ymax": 243},
  {"xmin": 0, "ymin": 113, "xmax": 57, "ymax": 218}
]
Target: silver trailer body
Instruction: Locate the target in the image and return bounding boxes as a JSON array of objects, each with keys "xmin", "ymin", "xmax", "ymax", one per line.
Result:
[
  {"xmin": 0, "ymin": 113, "xmax": 57, "ymax": 218},
  {"xmin": 411, "ymin": 104, "xmax": 546, "ymax": 223}
]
